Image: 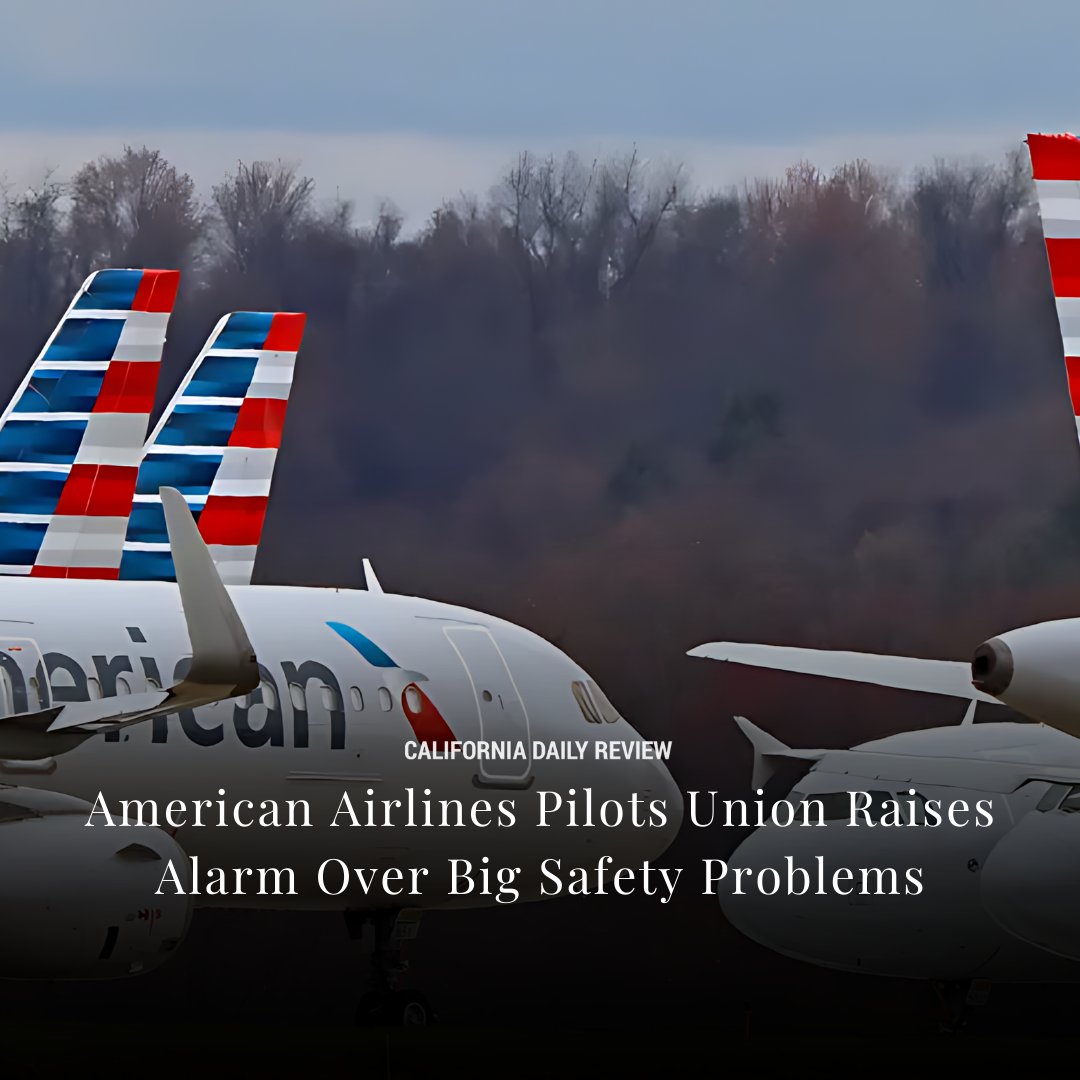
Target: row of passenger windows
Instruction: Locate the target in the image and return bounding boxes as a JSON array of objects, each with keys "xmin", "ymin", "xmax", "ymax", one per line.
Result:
[{"xmin": 35, "ymin": 671, "xmax": 402, "ymax": 715}]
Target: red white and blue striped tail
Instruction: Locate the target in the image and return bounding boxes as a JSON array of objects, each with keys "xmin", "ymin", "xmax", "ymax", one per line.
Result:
[
  {"xmin": 120, "ymin": 311, "xmax": 306, "ymax": 585},
  {"xmin": 0, "ymin": 268, "xmax": 179, "ymax": 579},
  {"xmin": 1028, "ymin": 133, "xmax": 1080, "ymax": 437}
]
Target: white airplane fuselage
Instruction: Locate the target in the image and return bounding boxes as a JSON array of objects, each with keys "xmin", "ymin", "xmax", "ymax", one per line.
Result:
[
  {"xmin": 719, "ymin": 722, "xmax": 1080, "ymax": 982},
  {"xmin": 0, "ymin": 577, "xmax": 682, "ymax": 913}
]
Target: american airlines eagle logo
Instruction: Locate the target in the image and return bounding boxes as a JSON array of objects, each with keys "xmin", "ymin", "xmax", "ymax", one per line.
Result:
[{"xmin": 326, "ymin": 621, "xmax": 457, "ymax": 749}]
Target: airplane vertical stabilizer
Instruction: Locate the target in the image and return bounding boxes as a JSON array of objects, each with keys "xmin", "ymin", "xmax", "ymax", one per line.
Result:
[
  {"xmin": 1028, "ymin": 132, "xmax": 1080, "ymax": 440},
  {"xmin": 0, "ymin": 268, "xmax": 179, "ymax": 578},
  {"xmin": 120, "ymin": 311, "xmax": 306, "ymax": 585}
]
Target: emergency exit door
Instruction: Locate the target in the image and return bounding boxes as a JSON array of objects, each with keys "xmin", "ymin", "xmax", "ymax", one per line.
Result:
[{"xmin": 443, "ymin": 625, "xmax": 531, "ymax": 785}]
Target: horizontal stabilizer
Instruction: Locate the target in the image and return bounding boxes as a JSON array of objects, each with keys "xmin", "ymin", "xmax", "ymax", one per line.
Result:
[
  {"xmin": 689, "ymin": 641, "xmax": 1001, "ymax": 704},
  {"xmin": 733, "ymin": 715, "xmax": 824, "ymax": 790}
]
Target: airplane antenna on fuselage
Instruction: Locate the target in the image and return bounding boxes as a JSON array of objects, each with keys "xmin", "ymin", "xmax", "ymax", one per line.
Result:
[{"xmin": 362, "ymin": 558, "xmax": 384, "ymax": 594}]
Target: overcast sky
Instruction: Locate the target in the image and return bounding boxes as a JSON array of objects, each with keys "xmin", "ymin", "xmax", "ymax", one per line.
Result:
[{"xmin": 1, "ymin": 0, "xmax": 1076, "ymax": 228}]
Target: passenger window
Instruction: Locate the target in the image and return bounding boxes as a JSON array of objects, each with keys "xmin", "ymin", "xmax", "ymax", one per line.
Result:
[
  {"xmin": 350, "ymin": 686, "xmax": 364, "ymax": 711},
  {"xmin": 378, "ymin": 686, "xmax": 392, "ymax": 712},
  {"xmin": 320, "ymin": 685, "xmax": 342, "ymax": 711},
  {"xmin": 572, "ymin": 681, "xmax": 602, "ymax": 724},
  {"xmin": 405, "ymin": 686, "xmax": 422, "ymax": 714},
  {"xmin": 87, "ymin": 677, "xmax": 102, "ymax": 700},
  {"xmin": 258, "ymin": 680, "xmax": 278, "ymax": 710},
  {"xmin": 116, "ymin": 675, "xmax": 132, "ymax": 696},
  {"xmin": 289, "ymin": 683, "xmax": 305, "ymax": 711}
]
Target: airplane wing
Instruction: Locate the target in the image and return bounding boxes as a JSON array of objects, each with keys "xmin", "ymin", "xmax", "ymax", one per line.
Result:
[
  {"xmin": 687, "ymin": 641, "xmax": 1002, "ymax": 704},
  {"xmin": 0, "ymin": 268, "xmax": 178, "ymax": 580},
  {"xmin": 121, "ymin": 311, "xmax": 306, "ymax": 586},
  {"xmin": 0, "ymin": 487, "xmax": 257, "ymax": 754}
]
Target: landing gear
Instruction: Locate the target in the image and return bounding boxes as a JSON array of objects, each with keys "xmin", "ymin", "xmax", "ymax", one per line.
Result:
[
  {"xmin": 345, "ymin": 908, "xmax": 435, "ymax": 1026},
  {"xmin": 931, "ymin": 978, "xmax": 991, "ymax": 1033}
]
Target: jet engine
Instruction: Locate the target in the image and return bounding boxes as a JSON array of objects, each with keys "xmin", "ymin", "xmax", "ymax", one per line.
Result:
[
  {"xmin": 971, "ymin": 618, "xmax": 1080, "ymax": 735},
  {"xmin": 0, "ymin": 785, "xmax": 192, "ymax": 979}
]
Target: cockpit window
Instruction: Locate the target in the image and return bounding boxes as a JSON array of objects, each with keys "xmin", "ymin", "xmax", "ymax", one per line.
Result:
[
  {"xmin": 572, "ymin": 681, "xmax": 602, "ymax": 724},
  {"xmin": 817, "ymin": 793, "xmax": 850, "ymax": 820},
  {"xmin": 586, "ymin": 680, "xmax": 622, "ymax": 724},
  {"xmin": 858, "ymin": 790, "xmax": 903, "ymax": 823}
]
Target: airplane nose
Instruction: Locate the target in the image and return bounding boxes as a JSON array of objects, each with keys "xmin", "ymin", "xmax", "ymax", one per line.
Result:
[
  {"xmin": 971, "ymin": 637, "xmax": 1013, "ymax": 695},
  {"xmin": 717, "ymin": 827, "xmax": 823, "ymax": 961},
  {"xmin": 982, "ymin": 810, "xmax": 1080, "ymax": 961}
]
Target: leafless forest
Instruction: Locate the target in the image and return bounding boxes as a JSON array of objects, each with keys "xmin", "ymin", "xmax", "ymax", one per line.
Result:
[{"xmin": 1, "ymin": 144, "xmax": 1076, "ymax": 762}]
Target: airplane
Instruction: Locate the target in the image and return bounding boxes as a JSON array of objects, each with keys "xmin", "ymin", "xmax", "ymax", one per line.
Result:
[
  {"xmin": 688, "ymin": 132, "xmax": 1080, "ymax": 1029},
  {"xmin": 0, "ymin": 272, "xmax": 683, "ymax": 1026}
]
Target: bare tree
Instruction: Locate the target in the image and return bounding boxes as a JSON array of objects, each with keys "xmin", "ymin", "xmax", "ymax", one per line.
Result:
[
  {"xmin": 212, "ymin": 160, "xmax": 315, "ymax": 273},
  {"xmin": 0, "ymin": 172, "xmax": 65, "ymax": 316},
  {"xmin": 593, "ymin": 146, "xmax": 682, "ymax": 291},
  {"xmin": 68, "ymin": 146, "xmax": 203, "ymax": 273}
]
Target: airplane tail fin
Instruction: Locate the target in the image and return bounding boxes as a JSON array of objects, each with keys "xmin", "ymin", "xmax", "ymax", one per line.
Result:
[
  {"xmin": 121, "ymin": 311, "xmax": 306, "ymax": 585},
  {"xmin": 1027, "ymin": 133, "xmax": 1080, "ymax": 434},
  {"xmin": 0, "ymin": 268, "xmax": 179, "ymax": 578},
  {"xmin": 733, "ymin": 715, "xmax": 824, "ymax": 791}
]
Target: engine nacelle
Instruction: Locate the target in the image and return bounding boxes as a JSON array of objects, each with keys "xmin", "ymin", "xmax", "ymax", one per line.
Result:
[
  {"xmin": 971, "ymin": 618, "xmax": 1080, "ymax": 735},
  {"xmin": 0, "ymin": 785, "xmax": 192, "ymax": 979}
]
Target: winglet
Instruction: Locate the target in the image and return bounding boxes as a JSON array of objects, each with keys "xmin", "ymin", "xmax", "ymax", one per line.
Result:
[
  {"xmin": 362, "ymin": 558, "xmax": 384, "ymax": 594},
  {"xmin": 161, "ymin": 486, "xmax": 257, "ymax": 693},
  {"xmin": 733, "ymin": 715, "xmax": 824, "ymax": 791}
]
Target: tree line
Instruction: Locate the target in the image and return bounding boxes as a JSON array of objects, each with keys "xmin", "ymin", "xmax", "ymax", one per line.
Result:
[{"xmin": 0, "ymin": 143, "xmax": 1074, "ymax": 757}]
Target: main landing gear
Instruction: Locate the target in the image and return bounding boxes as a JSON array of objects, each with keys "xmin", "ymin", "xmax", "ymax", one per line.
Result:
[
  {"xmin": 931, "ymin": 978, "xmax": 991, "ymax": 1033},
  {"xmin": 345, "ymin": 908, "xmax": 435, "ymax": 1026}
]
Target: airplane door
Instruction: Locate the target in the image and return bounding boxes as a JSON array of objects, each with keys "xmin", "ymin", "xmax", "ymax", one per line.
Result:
[
  {"xmin": 443, "ymin": 626, "xmax": 532, "ymax": 786},
  {"xmin": 0, "ymin": 637, "xmax": 49, "ymax": 715}
]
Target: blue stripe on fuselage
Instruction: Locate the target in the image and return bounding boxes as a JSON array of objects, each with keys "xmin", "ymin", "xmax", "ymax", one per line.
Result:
[{"xmin": 326, "ymin": 621, "xmax": 398, "ymax": 668}]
